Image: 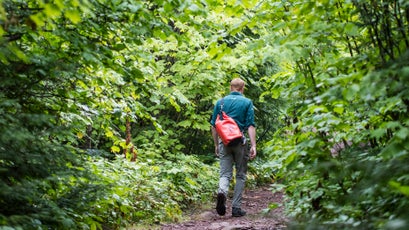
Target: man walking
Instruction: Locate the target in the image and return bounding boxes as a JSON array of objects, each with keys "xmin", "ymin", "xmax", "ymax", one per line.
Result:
[{"xmin": 210, "ymin": 78, "xmax": 257, "ymax": 217}]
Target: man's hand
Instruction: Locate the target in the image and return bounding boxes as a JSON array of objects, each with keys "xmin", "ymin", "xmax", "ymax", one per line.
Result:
[
  {"xmin": 249, "ymin": 145, "xmax": 256, "ymax": 160},
  {"xmin": 247, "ymin": 126, "xmax": 257, "ymax": 160},
  {"xmin": 212, "ymin": 126, "xmax": 220, "ymax": 157},
  {"xmin": 215, "ymin": 145, "xmax": 220, "ymax": 157}
]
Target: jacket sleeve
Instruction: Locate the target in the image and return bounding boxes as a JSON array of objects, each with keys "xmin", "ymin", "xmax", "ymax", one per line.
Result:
[{"xmin": 245, "ymin": 101, "xmax": 256, "ymax": 128}]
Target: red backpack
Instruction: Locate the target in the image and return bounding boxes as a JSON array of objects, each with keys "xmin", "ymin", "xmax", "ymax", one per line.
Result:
[{"xmin": 215, "ymin": 98, "xmax": 243, "ymax": 146}]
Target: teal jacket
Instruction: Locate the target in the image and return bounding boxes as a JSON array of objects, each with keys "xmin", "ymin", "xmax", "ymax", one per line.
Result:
[{"xmin": 210, "ymin": 92, "xmax": 255, "ymax": 131}]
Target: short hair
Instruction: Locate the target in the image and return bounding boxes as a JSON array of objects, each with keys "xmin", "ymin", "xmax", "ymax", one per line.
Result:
[{"xmin": 230, "ymin": 78, "xmax": 245, "ymax": 91}]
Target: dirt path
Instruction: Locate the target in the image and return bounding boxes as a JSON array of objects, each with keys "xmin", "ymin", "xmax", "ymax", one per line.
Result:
[{"xmin": 160, "ymin": 185, "xmax": 288, "ymax": 230}]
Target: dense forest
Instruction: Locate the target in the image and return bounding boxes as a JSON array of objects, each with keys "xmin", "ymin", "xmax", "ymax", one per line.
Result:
[{"xmin": 1, "ymin": 0, "xmax": 408, "ymax": 229}]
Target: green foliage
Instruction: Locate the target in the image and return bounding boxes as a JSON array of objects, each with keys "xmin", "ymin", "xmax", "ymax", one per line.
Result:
[
  {"xmin": 259, "ymin": 0, "xmax": 409, "ymax": 229},
  {"xmin": 84, "ymin": 154, "xmax": 218, "ymax": 227},
  {"xmin": 0, "ymin": 100, "xmax": 103, "ymax": 228},
  {"xmin": 5, "ymin": 0, "xmax": 408, "ymax": 229},
  {"xmin": 1, "ymin": 0, "xmax": 271, "ymax": 229}
]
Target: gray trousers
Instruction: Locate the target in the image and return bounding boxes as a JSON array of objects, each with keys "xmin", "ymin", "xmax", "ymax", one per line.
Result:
[{"xmin": 218, "ymin": 142, "xmax": 249, "ymax": 208}]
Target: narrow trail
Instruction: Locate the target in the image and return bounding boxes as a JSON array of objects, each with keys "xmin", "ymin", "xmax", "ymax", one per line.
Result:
[{"xmin": 160, "ymin": 185, "xmax": 288, "ymax": 230}]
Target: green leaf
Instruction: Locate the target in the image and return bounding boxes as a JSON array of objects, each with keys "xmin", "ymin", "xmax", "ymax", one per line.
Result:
[
  {"xmin": 285, "ymin": 152, "xmax": 297, "ymax": 166},
  {"xmin": 309, "ymin": 105, "xmax": 328, "ymax": 113},
  {"xmin": 44, "ymin": 3, "xmax": 62, "ymax": 18},
  {"xmin": 207, "ymin": 42, "xmax": 219, "ymax": 58},
  {"xmin": 371, "ymin": 128, "xmax": 386, "ymax": 139},
  {"xmin": 342, "ymin": 84, "xmax": 360, "ymax": 101},
  {"xmin": 389, "ymin": 181, "xmax": 409, "ymax": 196},
  {"xmin": 333, "ymin": 106, "xmax": 344, "ymax": 115},
  {"xmin": 185, "ymin": 177, "xmax": 197, "ymax": 186},
  {"xmin": 396, "ymin": 127, "xmax": 409, "ymax": 140},
  {"xmin": 111, "ymin": 146, "xmax": 121, "ymax": 153},
  {"xmin": 344, "ymin": 22, "xmax": 359, "ymax": 36},
  {"xmin": 66, "ymin": 10, "xmax": 81, "ymax": 24},
  {"xmin": 178, "ymin": 120, "xmax": 192, "ymax": 127}
]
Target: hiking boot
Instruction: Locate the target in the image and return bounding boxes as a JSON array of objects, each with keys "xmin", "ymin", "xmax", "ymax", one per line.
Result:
[
  {"xmin": 232, "ymin": 207, "xmax": 246, "ymax": 217},
  {"xmin": 216, "ymin": 193, "xmax": 226, "ymax": 216}
]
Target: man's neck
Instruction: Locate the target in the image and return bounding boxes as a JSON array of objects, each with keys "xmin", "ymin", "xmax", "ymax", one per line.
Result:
[{"xmin": 231, "ymin": 90, "xmax": 243, "ymax": 93}]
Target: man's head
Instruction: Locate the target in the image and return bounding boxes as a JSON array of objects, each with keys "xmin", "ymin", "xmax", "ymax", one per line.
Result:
[{"xmin": 230, "ymin": 78, "xmax": 245, "ymax": 93}]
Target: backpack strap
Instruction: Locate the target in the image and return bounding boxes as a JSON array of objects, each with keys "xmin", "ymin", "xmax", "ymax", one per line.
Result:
[{"xmin": 219, "ymin": 97, "xmax": 225, "ymax": 120}]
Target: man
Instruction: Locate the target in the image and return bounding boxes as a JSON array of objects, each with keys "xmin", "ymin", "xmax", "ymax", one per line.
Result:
[{"xmin": 210, "ymin": 78, "xmax": 257, "ymax": 217}]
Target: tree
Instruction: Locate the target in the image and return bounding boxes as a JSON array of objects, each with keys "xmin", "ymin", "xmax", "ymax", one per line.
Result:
[
  {"xmin": 0, "ymin": 0, "xmax": 279, "ymax": 228},
  {"xmin": 259, "ymin": 0, "xmax": 409, "ymax": 228}
]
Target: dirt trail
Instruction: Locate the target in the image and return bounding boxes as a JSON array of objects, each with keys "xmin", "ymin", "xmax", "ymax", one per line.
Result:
[{"xmin": 160, "ymin": 185, "xmax": 288, "ymax": 230}]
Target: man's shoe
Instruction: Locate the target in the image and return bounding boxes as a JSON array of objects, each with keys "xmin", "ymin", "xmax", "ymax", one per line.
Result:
[
  {"xmin": 232, "ymin": 207, "xmax": 246, "ymax": 217},
  {"xmin": 216, "ymin": 193, "xmax": 226, "ymax": 216}
]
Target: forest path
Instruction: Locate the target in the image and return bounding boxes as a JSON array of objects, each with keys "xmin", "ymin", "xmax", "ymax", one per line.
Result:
[{"xmin": 159, "ymin": 185, "xmax": 288, "ymax": 230}]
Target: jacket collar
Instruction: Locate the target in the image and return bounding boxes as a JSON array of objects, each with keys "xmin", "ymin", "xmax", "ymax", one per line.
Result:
[{"xmin": 229, "ymin": 91, "xmax": 243, "ymax": 96}]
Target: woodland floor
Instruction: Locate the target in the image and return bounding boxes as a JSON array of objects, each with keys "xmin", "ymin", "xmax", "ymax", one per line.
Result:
[{"xmin": 156, "ymin": 185, "xmax": 288, "ymax": 230}]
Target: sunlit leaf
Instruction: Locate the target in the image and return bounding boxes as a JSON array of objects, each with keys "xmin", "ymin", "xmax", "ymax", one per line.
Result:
[
  {"xmin": 389, "ymin": 181, "xmax": 409, "ymax": 196},
  {"xmin": 66, "ymin": 10, "xmax": 81, "ymax": 24}
]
